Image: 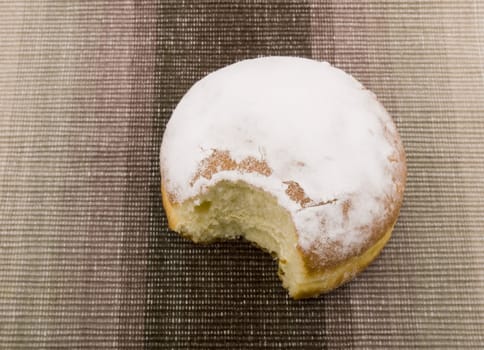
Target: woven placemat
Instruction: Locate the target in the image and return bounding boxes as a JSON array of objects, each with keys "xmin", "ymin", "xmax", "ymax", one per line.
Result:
[{"xmin": 1, "ymin": 1, "xmax": 483, "ymax": 348}]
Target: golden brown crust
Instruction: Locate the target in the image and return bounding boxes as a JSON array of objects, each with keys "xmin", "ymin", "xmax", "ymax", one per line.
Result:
[
  {"xmin": 299, "ymin": 199, "xmax": 400, "ymax": 273},
  {"xmin": 161, "ymin": 180, "xmax": 179, "ymax": 230},
  {"xmin": 191, "ymin": 150, "xmax": 272, "ymax": 185},
  {"xmin": 291, "ymin": 224, "xmax": 394, "ymax": 299},
  {"xmin": 282, "ymin": 180, "xmax": 338, "ymax": 209},
  {"xmin": 283, "ymin": 181, "xmax": 312, "ymax": 207}
]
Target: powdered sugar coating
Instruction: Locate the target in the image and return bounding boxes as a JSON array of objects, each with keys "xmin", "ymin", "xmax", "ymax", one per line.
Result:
[{"xmin": 160, "ymin": 57, "xmax": 404, "ymax": 262}]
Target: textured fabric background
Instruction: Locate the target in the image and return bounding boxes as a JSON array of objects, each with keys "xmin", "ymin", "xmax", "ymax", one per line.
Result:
[{"xmin": 1, "ymin": 0, "xmax": 483, "ymax": 348}]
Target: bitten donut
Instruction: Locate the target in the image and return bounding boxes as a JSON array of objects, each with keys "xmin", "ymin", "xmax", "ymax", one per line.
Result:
[{"xmin": 160, "ymin": 57, "xmax": 406, "ymax": 299}]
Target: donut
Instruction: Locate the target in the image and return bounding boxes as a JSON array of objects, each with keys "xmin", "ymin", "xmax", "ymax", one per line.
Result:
[{"xmin": 160, "ymin": 57, "xmax": 406, "ymax": 299}]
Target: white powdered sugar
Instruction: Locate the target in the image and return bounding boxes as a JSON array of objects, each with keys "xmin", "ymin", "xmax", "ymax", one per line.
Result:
[{"xmin": 160, "ymin": 57, "xmax": 401, "ymax": 256}]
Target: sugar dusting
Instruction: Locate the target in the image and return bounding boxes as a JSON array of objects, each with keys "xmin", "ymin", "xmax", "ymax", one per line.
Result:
[{"xmin": 160, "ymin": 57, "xmax": 402, "ymax": 258}]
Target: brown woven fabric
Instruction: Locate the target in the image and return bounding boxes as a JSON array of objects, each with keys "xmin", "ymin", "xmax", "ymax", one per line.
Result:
[{"xmin": 1, "ymin": 0, "xmax": 483, "ymax": 348}]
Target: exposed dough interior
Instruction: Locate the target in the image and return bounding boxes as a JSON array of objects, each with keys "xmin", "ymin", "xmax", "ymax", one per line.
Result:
[{"xmin": 170, "ymin": 180, "xmax": 304, "ymax": 293}]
